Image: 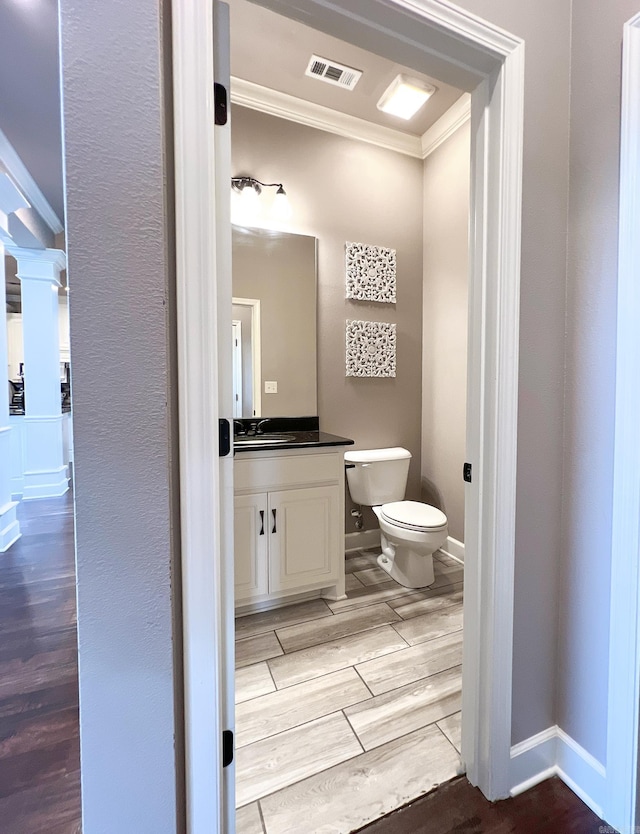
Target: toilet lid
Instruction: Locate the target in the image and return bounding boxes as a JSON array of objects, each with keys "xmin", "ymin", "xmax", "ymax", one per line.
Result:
[{"xmin": 380, "ymin": 500, "xmax": 448, "ymax": 531}]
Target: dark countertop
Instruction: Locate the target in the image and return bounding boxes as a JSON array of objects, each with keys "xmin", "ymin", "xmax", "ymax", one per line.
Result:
[{"xmin": 234, "ymin": 430, "xmax": 354, "ymax": 453}]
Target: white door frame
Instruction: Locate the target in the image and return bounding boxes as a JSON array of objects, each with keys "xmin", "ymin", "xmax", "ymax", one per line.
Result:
[
  {"xmin": 605, "ymin": 12, "xmax": 640, "ymax": 833},
  {"xmin": 232, "ymin": 320, "xmax": 243, "ymax": 417},
  {"xmin": 172, "ymin": 1, "xmax": 234, "ymax": 831},
  {"xmin": 172, "ymin": 0, "xmax": 524, "ymax": 828}
]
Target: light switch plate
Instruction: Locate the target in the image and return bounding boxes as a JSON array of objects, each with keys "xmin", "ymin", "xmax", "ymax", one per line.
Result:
[{"xmin": 265, "ymin": 381, "xmax": 278, "ymax": 394}]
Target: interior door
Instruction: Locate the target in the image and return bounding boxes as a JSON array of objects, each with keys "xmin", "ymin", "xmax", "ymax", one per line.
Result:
[
  {"xmin": 172, "ymin": 0, "xmax": 234, "ymax": 831},
  {"xmin": 213, "ymin": 2, "xmax": 236, "ymax": 831}
]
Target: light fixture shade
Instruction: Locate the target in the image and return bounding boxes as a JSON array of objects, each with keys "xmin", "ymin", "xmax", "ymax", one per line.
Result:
[
  {"xmin": 273, "ymin": 186, "xmax": 291, "ymax": 220},
  {"xmin": 377, "ymin": 74, "xmax": 436, "ymax": 120},
  {"xmin": 231, "ymin": 180, "xmax": 261, "ymax": 224},
  {"xmin": 230, "ymin": 176, "xmax": 291, "ymax": 226}
]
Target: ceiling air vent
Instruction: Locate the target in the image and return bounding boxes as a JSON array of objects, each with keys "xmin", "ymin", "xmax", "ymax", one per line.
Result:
[{"xmin": 305, "ymin": 55, "xmax": 362, "ymax": 91}]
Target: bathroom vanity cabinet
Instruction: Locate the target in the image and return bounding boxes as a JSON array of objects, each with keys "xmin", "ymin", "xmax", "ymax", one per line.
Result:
[{"xmin": 234, "ymin": 446, "xmax": 347, "ymax": 609}]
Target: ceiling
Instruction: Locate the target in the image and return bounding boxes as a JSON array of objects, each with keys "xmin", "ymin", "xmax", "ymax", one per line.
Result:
[
  {"xmin": 228, "ymin": 0, "xmax": 464, "ymax": 137},
  {"xmin": 0, "ymin": 0, "xmax": 64, "ymax": 223},
  {"xmin": 1, "ymin": 0, "xmax": 463, "ymax": 308}
]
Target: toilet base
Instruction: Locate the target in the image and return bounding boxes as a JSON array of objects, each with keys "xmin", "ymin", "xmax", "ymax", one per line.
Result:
[{"xmin": 377, "ymin": 536, "xmax": 435, "ymax": 588}]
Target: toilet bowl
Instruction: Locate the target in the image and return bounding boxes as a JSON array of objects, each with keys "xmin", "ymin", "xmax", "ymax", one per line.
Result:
[
  {"xmin": 374, "ymin": 501, "xmax": 448, "ymax": 588},
  {"xmin": 344, "ymin": 447, "xmax": 449, "ymax": 589}
]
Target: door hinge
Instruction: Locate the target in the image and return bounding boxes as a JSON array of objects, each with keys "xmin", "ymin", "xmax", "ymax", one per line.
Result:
[
  {"xmin": 219, "ymin": 418, "xmax": 231, "ymax": 457},
  {"xmin": 214, "ymin": 82, "xmax": 228, "ymax": 126},
  {"xmin": 463, "ymin": 462, "xmax": 472, "ymax": 483},
  {"xmin": 223, "ymin": 729, "xmax": 234, "ymax": 767}
]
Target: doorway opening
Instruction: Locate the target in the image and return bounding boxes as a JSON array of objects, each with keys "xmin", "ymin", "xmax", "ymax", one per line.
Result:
[
  {"xmin": 0, "ymin": 6, "xmax": 79, "ymax": 822},
  {"xmin": 228, "ymin": 2, "xmax": 471, "ymax": 825},
  {"xmin": 173, "ymin": 0, "xmax": 524, "ymax": 830}
]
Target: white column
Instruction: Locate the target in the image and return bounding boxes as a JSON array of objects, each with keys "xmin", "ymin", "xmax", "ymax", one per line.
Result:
[
  {"xmin": 11, "ymin": 247, "xmax": 69, "ymax": 499},
  {"xmin": 0, "ymin": 244, "xmax": 21, "ymax": 548}
]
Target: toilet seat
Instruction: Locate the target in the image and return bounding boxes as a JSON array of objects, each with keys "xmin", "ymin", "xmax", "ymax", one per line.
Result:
[{"xmin": 380, "ymin": 500, "xmax": 447, "ymax": 532}]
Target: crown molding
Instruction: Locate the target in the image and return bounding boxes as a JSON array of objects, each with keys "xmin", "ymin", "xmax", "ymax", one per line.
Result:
[
  {"xmin": 230, "ymin": 76, "xmax": 423, "ymax": 158},
  {"xmin": 231, "ymin": 77, "xmax": 470, "ymax": 162},
  {"xmin": 0, "ymin": 129, "xmax": 64, "ymax": 234},
  {"xmin": 420, "ymin": 92, "xmax": 471, "ymax": 158}
]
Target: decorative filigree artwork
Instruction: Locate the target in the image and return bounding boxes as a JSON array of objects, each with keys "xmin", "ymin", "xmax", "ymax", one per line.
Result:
[
  {"xmin": 345, "ymin": 241, "xmax": 397, "ymax": 303},
  {"xmin": 346, "ymin": 320, "xmax": 397, "ymax": 378}
]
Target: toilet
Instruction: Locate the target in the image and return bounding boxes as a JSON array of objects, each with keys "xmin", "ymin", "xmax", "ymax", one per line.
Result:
[{"xmin": 344, "ymin": 447, "xmax": 448, "ymax": 588}]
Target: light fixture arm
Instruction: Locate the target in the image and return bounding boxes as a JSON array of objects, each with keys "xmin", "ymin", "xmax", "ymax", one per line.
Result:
[{"xmin": 231, "ymin": 176, "xmax": 286, "ymax": 196}]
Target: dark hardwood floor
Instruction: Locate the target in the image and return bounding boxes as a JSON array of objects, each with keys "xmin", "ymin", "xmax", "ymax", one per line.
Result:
[
  {"xmin": 357, "ymin": 775, "xmax": 613, "ymax": 834},
  {"xmin": 0, "ymin": 491, "xmax": 81, "ymax": 834},
  {"xmin": 0, "ymin": 493, "xmax": 615, "ymax": 834}
]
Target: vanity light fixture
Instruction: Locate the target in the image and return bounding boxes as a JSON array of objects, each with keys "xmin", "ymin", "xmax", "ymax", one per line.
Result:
[
  {"xmin": 231, "ymin": 176, "xmax": 291, "ymax": 221},
  {"xmin": 376, "ymin": 74, "xmax": 436, "ymax": 120},
  {"xmin": 231, "ymin": 176, "xmax": 287, "ymax": 198}
]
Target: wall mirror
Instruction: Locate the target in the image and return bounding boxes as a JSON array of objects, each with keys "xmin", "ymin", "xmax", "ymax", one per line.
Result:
[{"xmin": 232, "ymin": 225, "xmax": 318, "ymax": 419}]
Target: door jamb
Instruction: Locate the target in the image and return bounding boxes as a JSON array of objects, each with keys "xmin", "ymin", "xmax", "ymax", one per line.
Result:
[
  {"xmin": 172, "ymin": 1, "xmax": 228, "ymax": 831},
  {"xmin": 605, "ymin": 11, "xmax": 640, "ymax": 832}
]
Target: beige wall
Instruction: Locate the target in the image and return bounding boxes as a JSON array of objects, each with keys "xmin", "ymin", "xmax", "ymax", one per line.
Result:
[
  {"xmin": 231, "ymin": 105, "xmax": 424, "ymax": 531},
  {"xmin": 421, "ymin": 122, "xmax": 470, "ymax": 544}
]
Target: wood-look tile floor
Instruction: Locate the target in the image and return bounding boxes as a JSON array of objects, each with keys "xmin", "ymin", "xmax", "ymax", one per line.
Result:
[
  {"xmin": 235, "ymin": 548, "xmax": 465, "ymax": 834},
  {"xmin": 0, "ymin": 491, "xmax": 81, "ymax": 834}
]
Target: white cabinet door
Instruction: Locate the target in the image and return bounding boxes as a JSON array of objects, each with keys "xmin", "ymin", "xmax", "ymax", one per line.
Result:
[
  {"xmin": 269, "ymin": 485, "xmax": 340, "ymax": 593},
  {"xmin": 234, "ymin": 493, "xmax": 268, "ymax": 601}
]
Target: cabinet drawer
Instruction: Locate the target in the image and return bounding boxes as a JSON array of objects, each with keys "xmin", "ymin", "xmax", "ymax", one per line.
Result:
[{"xmin": 235, "ymin": 452, "xmax": 340, "ymax": 492}]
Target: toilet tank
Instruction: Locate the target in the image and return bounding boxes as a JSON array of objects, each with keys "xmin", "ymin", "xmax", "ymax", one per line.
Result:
[{"xmin": 344, "ymin": 447, "xmax": 411, "ymax": 506}]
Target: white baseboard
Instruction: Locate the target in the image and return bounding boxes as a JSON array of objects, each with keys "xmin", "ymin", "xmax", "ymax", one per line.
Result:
[
  {"xmin": 344, "ymin": 528, "xmax": 381, "ymax": 552},
  {"xmin": 0, "ymin": 500, "xmax": 21, "ymax": 552},
  {"xmin": 22, "ymin": 466, "xmax": 70, "ymax": 500},
  {"xmin": 510, "ymin": 725, "xmax": 606, "ymax": 819},
  {"xmin": 510, "ymin": 727, "xmax": 557, "ymax": 795},
  {"xmin": 439, "ymin": 535, "xmax": 465, "ymax": 563},
  {"xmin": 556, "ymin": 727, "xmax": 606, "ymax": 819}
]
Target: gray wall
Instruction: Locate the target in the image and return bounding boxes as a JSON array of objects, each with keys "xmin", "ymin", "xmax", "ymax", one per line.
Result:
[
  {"xmin": 59, "ymin": 0, "xmax": 635, "ymax": 824},
  {"xmin": 558, "ymin": 0, "xmax": 640, "ymax": 766},
  {"xmin": 231, "ymin": 105, "xmax": 424, "ymax": 531},
  {"xmin": 59, "ymin": 1, "xmax": 183, "ymax": 832},
  {"xmin": 421, "ymin": 122, "xmax": 470, "ymax": 544},
  {"xmin": 451, "ymin": 0, "xmax": 572, "ymax": 748}
]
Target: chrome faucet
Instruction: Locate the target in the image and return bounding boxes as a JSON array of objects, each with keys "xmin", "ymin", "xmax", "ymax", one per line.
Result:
[{"xmin": 255, "ymin": 419, "xmax": 272, "ymax": 435}]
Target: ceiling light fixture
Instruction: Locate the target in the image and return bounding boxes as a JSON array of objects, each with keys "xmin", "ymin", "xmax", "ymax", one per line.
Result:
[{"xmin": 377, "ymin": 74, "xmax": 437, "ymax": 120}]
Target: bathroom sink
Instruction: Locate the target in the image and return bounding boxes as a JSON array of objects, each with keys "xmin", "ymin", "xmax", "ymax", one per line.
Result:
[{"xmin": 234, "ymin": 433, "xmax": 297, "ymax": 446}]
